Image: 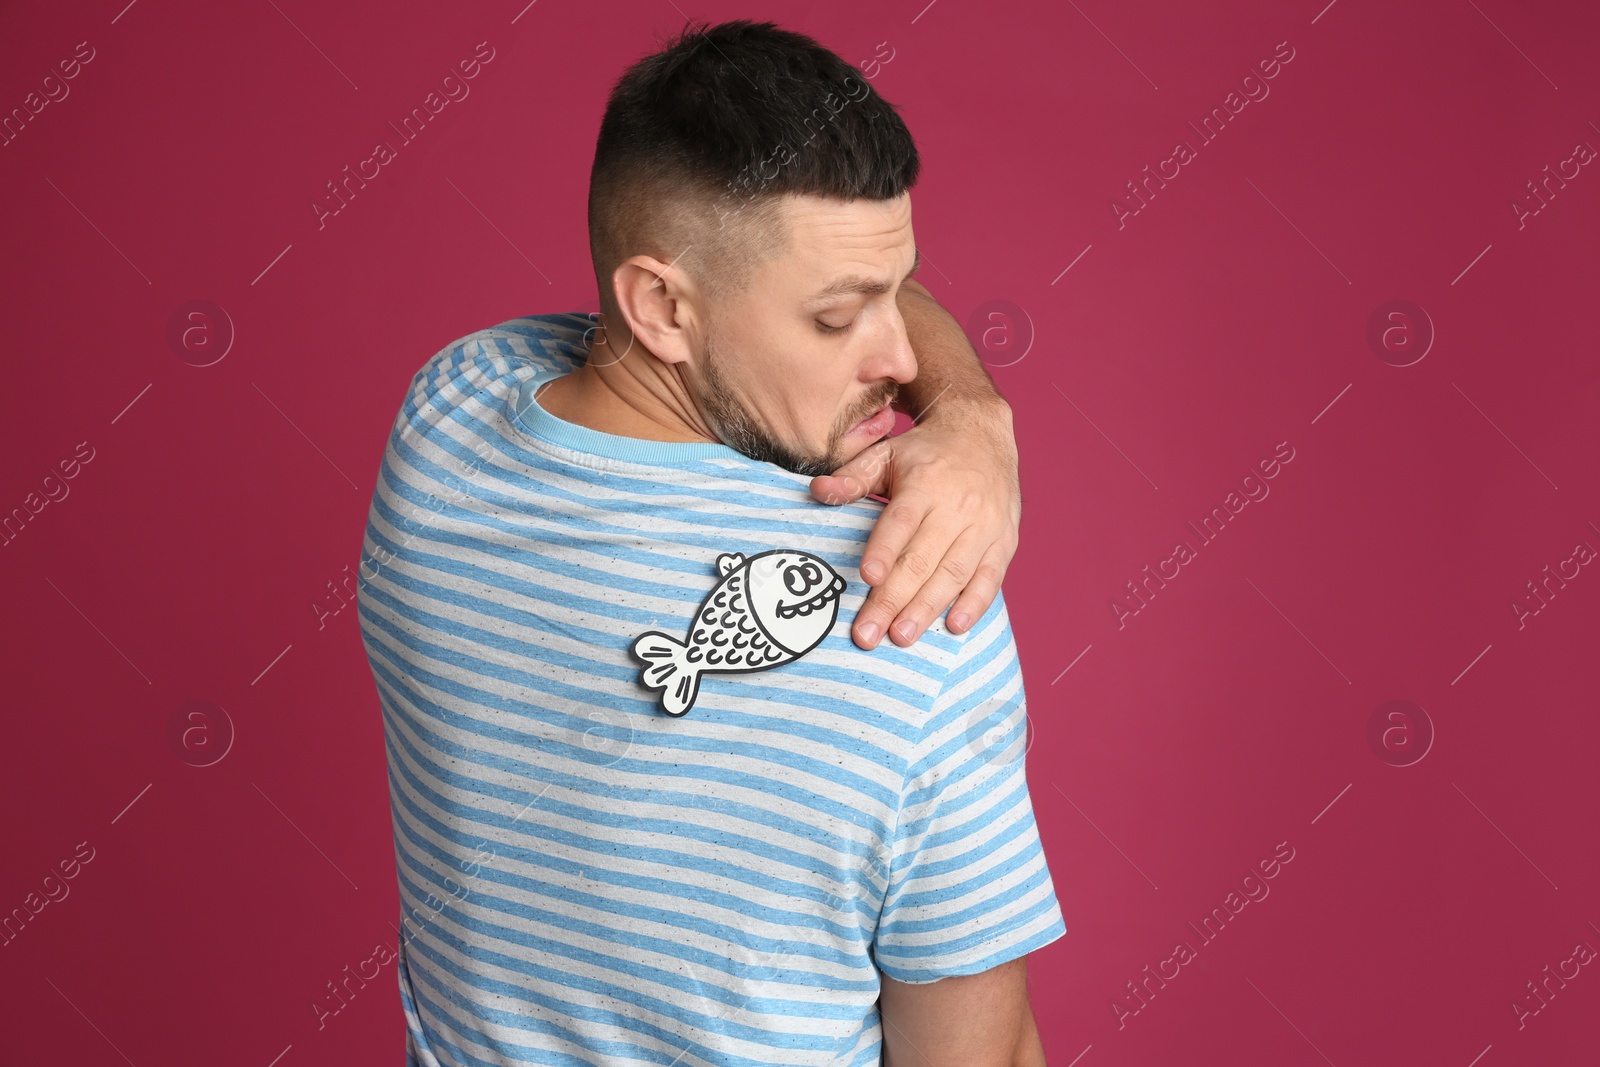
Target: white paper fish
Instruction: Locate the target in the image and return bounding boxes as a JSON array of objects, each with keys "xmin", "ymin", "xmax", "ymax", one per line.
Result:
[{"xmin": 631, "ymin": 549, "xmax": 847, "ymax": 716}]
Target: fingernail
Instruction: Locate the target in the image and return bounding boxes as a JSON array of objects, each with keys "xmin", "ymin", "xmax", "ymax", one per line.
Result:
[
  {"xmin": 858, "ymin": 622, "xmax": 880, "ymax": 645},
  {"xmin": 894, "ymin": 620, "xmax": 916, "ymax": 642},
  {"xmin": 951, "ymin": 611, "xmax": 970, "ymax": 632},
  {"xmin": 863, "ymin": 561, "xmax": 884, "ymax": 582}
]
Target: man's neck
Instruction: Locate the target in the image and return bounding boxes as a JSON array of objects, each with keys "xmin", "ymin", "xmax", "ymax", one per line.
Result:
[{"xmin": 536, "ymin": 340, "xmax": 715, "ymax": 444}]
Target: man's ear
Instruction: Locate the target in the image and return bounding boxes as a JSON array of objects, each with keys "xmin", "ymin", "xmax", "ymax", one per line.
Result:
[{"xmin": 611, "ymin": 255, "xmax": 699, "ymax": 367}]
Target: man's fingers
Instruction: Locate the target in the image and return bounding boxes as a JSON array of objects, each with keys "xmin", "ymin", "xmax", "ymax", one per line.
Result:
[
  {"xmin": 852, "ymin": 522, "xmax": 975, "ymax": 649},
  {"xmin": 808, "ymin": 471, "xmax": 867, "ymax": 507},
  {"xmin": 883, "ymin": 527, "xmax": 993, "ymax": 646},
  {"xmin": 857, "ymin": 497, "xmax": 927, "ymax": 588},
  {"xmin": 809, "ymin": 438, "xmax": 894, "ymax": 507},
  {"xmin": 942, "ymin": 540, "xmax": 1013, "ymax": 635}
]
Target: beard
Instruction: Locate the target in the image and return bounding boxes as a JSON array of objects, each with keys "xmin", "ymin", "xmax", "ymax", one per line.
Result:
[{"xmin": 696, "ymin": 321, "xmax": 898, "ymax": 477}]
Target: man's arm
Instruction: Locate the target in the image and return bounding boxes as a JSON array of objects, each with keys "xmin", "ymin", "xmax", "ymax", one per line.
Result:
[
  {"xmin": 892, "ymin": 277, "xmax": 1006, "ymax": 417},
  {"xmin": 810, "ymin": 275, "xmax": 1023, "ymax": 650},
  {"xmin": 879, "ymin": 957, "xmax": 1048, "ymax": 1067}
]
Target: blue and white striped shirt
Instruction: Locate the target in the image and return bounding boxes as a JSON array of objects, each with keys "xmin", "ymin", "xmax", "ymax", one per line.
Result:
[{"xmin": 356, "ymin": 313, "xmax": 1066, "ymax": 1066}]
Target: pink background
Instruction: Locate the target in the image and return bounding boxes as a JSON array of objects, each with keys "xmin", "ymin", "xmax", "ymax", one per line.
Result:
[{"xmin": 3, "ymin": 0, "xmax": 1597, "ymax": 1064}]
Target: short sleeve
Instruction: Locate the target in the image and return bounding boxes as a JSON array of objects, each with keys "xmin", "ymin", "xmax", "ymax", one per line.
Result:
[
  {"xmin": 476, "ymin": 313, "xmax": 595, "ymax": 377},
  {"xmin": 392, "ymin": 314, "xmax": 592, "ymax": 439},
  {"xmin": 872, "ymin": 592, "xmax": 1068, "ymax": 983}
]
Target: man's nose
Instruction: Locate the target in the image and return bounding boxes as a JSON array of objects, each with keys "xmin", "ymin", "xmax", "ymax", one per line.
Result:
[{"xmin": 870, "ymin": 311, "xmax": 919, "ymax": 386}]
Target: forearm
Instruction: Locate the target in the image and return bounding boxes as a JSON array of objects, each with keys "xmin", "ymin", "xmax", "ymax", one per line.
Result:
[
  {"xmin": 895, "ymin": 279, "xmax": 1009, "ymax": 421},
  {"xmin": 825, "ymin": 276, "xmax": 1025, "ymax": 647}
]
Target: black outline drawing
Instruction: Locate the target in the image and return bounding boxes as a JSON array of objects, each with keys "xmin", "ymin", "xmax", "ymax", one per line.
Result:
[{"xmin": 630, "ymin": 549, "xmax": 847, "ymax": 717}]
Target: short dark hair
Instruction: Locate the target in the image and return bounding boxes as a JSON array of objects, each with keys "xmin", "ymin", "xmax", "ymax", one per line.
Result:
[{"xmin": 587, "ymin": 19, "xmax": 921, "ymax": 321}]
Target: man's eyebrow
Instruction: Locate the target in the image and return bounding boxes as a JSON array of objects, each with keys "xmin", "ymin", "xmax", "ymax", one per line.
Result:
[{"xmin": 803, "ymin": 247, "xmax": 921, "ymax": 306}]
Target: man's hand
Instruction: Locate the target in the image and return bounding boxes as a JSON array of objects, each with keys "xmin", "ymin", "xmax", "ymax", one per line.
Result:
[{"xmin": 810, "ymin": 396, "xmax": 1020, "ymax": 649}]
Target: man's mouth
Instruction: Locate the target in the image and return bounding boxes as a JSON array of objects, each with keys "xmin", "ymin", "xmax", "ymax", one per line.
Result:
[{"xmin": 846, "ymin": 401, "xmax": 896, "ymax": 439}]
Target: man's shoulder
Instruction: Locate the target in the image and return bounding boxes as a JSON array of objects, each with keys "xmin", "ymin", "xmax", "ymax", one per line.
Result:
[
  {"xmin": 803, "ymin": 583, "xmax": 1023, "ymax": 779},
  {"xmin": 380, "ymin": 312, "xmax": 593, "ymax": 443},
  {"xmin": 464, "ymin": 311, "xmax": 596, "ymax": 362},
  {"xmin": 888, "ymin": 585, "xmax": 1027, "ymax": 803},
  {"xmin": 923, "ymin": 585, "xmax": 1020, "ymax": 702},
  {"xmin": 807, "ymin": 582, "xmax": 1019, "ymax": 725},
  {"xmin": 407, "ymin": 312, "xmax": 593, "ymax": 394}
]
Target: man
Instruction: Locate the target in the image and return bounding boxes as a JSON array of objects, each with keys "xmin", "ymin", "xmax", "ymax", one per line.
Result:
[{"xmin": 357, "ymin": 18, "xmax": 1065, "ymax": 1066}]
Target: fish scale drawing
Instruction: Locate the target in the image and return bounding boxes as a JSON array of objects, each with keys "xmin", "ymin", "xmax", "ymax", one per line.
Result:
[{"xmin": 630, "ymin": 549, "xmax": 848, "ymax": 716}]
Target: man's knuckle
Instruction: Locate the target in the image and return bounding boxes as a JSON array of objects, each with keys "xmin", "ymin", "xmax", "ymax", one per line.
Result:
[
  {"xmin": 899, "ymin": 550, "xmax": 935, "ymax": 581},
  {"xmin": 953, "ymin": 489, "xmax": 984, "ymax": 516},
  {"xmin": 869, "ymin": 592, "xmax": 909, "ymax": 621},
  {"xmin": 910, "ymin": 587, "xmax": 955, "ymax": 621},
  {"xmin": 969, "ymin": 555, "xmax": 1005, "ymax": 585},
  {"xmin": 885, "ymin": 502, "xmax": 920, "ymax": 528},
  {"xmin": 938, "ymin": 554, "xmax": 972, "ymax": 584}
]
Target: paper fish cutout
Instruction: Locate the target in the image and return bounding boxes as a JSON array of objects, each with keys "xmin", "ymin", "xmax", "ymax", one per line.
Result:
[{"xmin": 630, "ymin": 549, "xmax": 847, "ymax": 716}]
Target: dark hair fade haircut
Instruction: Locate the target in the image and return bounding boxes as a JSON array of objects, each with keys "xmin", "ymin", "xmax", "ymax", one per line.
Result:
[{"xmin": 587, "ymin": 19, "xmax": 921, "ymax": 325}]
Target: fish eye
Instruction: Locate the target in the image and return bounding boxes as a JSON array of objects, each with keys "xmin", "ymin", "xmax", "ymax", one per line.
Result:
[
  {"xmin": 801, "ymin": 561, "xmax": 822, "ymax": 585},
  {"xmin": 783, "ymin": 566, "xmax": 808, "ymax": 595}
]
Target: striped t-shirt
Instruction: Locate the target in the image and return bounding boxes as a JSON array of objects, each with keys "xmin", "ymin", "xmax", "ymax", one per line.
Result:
[{"xmin": 355, "ymin": 313, "xmax": 1066, "ymax": 1067}]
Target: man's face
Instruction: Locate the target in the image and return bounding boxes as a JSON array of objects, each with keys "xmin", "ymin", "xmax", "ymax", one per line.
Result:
[{"xmin": 690, "ymin": 193, "xmax": 920, "ymax": 476}]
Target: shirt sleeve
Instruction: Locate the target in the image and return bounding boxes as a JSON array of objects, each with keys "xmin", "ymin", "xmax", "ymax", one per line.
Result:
[
  {"xmin": 477, "ymin": 313, "xmax": 595, "ymax": 376},
  {"xmin": 871, "ymin": 591, "xmax": 1068, "ymax": 983},
  {"xmin": 392, "ymin": 314, "xmax": 592, "ymax": 440}
]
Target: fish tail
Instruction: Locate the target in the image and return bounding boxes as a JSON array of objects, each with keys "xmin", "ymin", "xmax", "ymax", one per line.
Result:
[{"xmin": 629, "ymin": 630, "xmax": 704, "ymax": 716}]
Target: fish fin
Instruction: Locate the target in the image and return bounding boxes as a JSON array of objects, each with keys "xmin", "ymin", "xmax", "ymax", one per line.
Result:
[
  {"xmin": 664, "ymin": 667, "xmax": 703, "ymax": 718},
  {"xmin": 716, "ymin": 552, "xmax": 746, "ymax": 577},
  {"xmin": 629, "ymin": 630, "xmax": 703, "ymax": 716}
]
